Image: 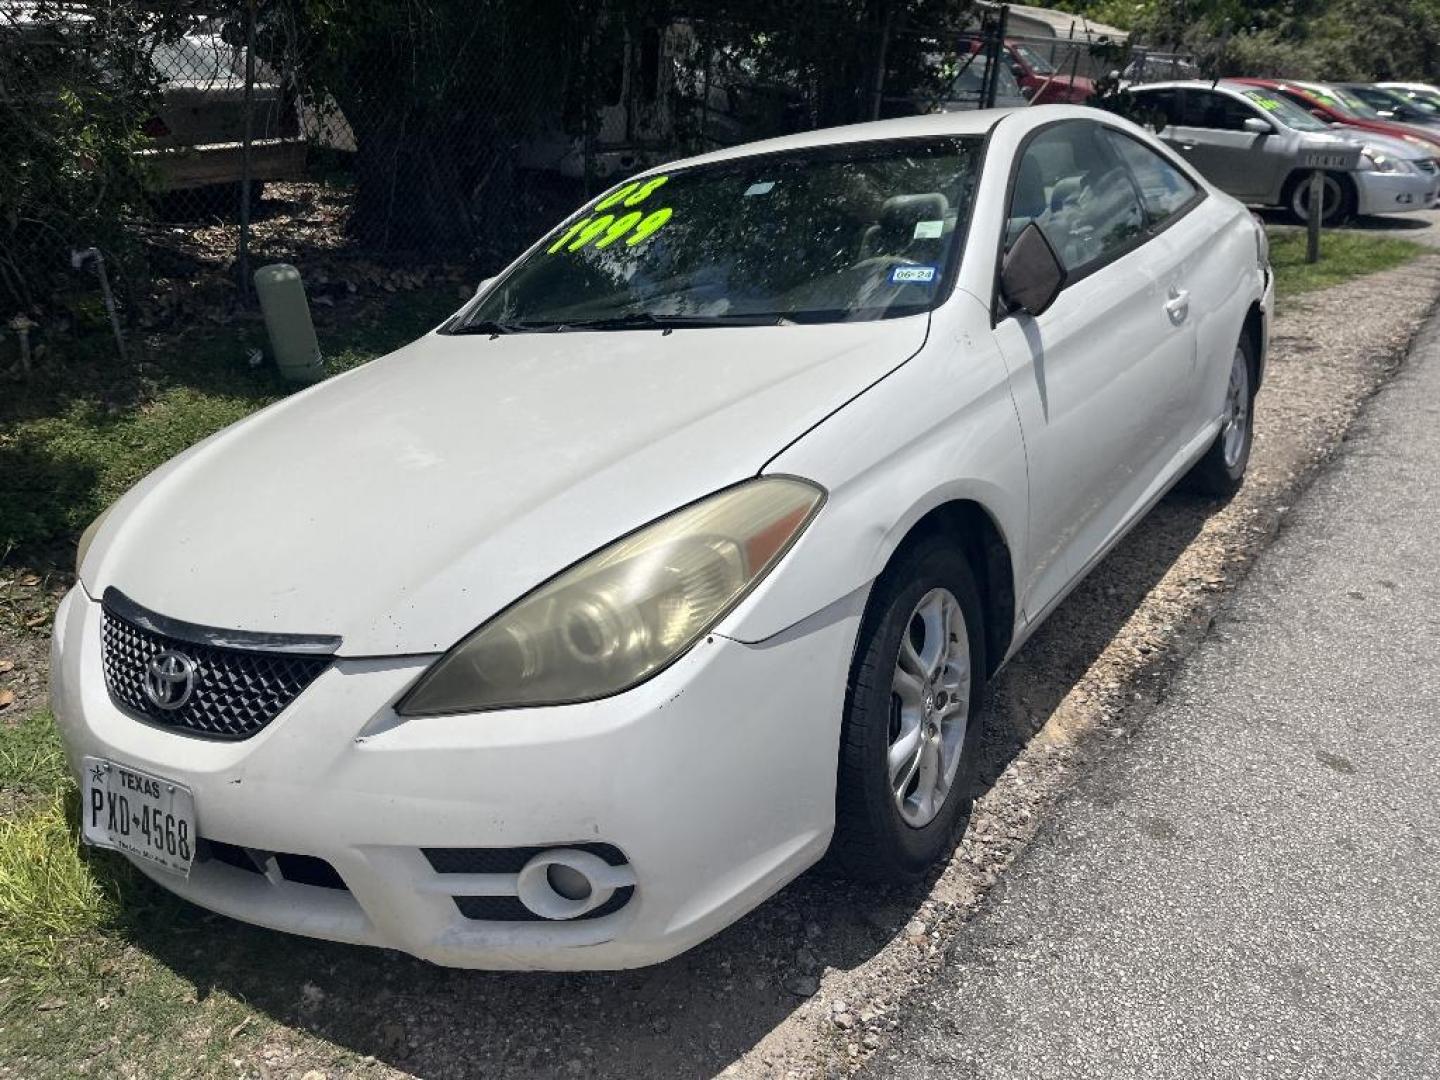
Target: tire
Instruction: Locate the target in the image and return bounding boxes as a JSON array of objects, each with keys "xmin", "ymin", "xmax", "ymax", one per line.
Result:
[
  {"xmin": 1284, "ymin": 170, "xmax": 1355, "ymax": 226},
  {"xmin": 1183, "ymin": 334, "xmax": 1256, "ymax": 497},
  {"xmin": 831, "ymin": 535, "xmax": 987, "ymax": 883}
]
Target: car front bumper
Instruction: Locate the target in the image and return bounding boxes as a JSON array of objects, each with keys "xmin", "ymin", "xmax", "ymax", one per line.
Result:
[
  {"xmin": 1354, "ymin": 167, "xmax": 1440, "ymax": 215},
  {"xmin": 50, "ymin": 586, "xmax": 859, "ymax": 970}
]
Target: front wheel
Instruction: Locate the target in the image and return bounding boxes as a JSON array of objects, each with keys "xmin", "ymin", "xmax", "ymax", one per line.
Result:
[
  {"xmin": 831, "ymin": 536, "xmax": 986, "ymax": 883},
  {"xmin": 1285, "ymin": 170, "xmax": 1354, "ymax": 226},
  {"xmin": 1183, "ymin": 336, "xmax": 1256, "ymax": 497}
]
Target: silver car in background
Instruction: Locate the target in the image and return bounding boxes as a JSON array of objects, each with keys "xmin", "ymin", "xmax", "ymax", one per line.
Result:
[{"xmin": 1129, "ymin": 80, "xmax": 1440, "ymax": 223}]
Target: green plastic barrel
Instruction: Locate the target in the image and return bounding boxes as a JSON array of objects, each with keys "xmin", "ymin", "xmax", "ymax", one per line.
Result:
[{"xmin": 254, "ymin": 263, "xmax": 324, "ymax": 384}]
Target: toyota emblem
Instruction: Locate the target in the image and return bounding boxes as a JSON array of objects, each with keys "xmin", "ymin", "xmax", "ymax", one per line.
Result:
[{"xmin": 142, "ymin": 650, "xmax": 197, "ymax": 711}]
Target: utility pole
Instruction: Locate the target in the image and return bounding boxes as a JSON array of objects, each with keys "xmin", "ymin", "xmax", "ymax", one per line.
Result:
[
  {"xmin": 237, "ymin": 0, "xmax": 257, "ymax": 302},
  {"xmin": 869, "ymin": 2, "xmax": 894, "ymax": 121}
]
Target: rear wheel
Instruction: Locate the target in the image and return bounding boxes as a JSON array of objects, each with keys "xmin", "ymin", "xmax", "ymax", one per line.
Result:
[
  {"xmin": 1183, "ymin": 335, "xmax": 1256, "ymax": 497},
  {"xmin": 1285, "ymin": 170, "xmax": 1355, "ymax": 226},
  {"xmin": 831, "ymin": 536, "xmax": 986, "ymax": 883}
]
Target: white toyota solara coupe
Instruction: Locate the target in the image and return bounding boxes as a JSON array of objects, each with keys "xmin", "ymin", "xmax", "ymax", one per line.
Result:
[{"xmin": 53, "ymin": 105, "xmax": 1271, "ymax": 970}]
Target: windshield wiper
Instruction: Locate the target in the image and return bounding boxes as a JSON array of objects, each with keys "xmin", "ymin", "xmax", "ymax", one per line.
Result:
[
  {"xmin": 450, "ymin": 319, "xmax": 527, "ymax": 337},
  {"xmin": 553, "ymin": 312, "xmax": 787, "ymax": 332}
]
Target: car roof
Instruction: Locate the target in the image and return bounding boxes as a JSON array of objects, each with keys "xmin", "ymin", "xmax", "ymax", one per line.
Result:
[
  {"xmin": 619, "ymin": 105, "xmax": 1139, "ymax": 181},
  {"xmin": 1128, "ymin": 79, "xmax": 1287, "ymax": 100},
  {"xmin": 660, "ymin": 109, "xmax": 1015, "ymax": 172}
]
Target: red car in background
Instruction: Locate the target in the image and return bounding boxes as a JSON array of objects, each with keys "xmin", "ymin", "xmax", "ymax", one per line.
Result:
[
  {"xmin": 963, "ymin": 38, "xmax": 1094, "ymax": 104},
  {"xmin": 1233, "ymin": 77, "xmax": 1440, "ymax": 154}
]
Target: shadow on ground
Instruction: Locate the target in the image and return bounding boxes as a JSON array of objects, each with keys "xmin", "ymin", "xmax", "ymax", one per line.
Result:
[
  {"xmin": 1255, "ymin": 208, "xmax": 1434, "ymax": 232},
  {"xmin": 89, "ymin": 489, "xmax": 1216, "ymax": 1079}
]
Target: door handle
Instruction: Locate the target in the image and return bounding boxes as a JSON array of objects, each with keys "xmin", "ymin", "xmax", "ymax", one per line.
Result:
[
  {"xmin": 1179, "ymin": 144, "xmax": 1196, "ymax": 152},
  {"xmin": 1165, "ymin": 287, "xmax": 1190, "ymax": 325}
]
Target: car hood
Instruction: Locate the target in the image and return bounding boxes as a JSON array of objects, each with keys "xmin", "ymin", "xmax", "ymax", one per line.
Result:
[
  {"xmin": 1327, "ymin": 125, "xmax": 1429, "ymax": 159},
  {"xmin": 1349, "ymin": 117, "xmax": 1440, "ymax": 150},
  {"xmin": 86, "ymin": 318, "xmax": 928, "ymax": 655}
]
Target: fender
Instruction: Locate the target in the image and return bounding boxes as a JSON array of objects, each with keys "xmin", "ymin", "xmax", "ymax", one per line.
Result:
[{"xmin": 715, "ymin": 291, "xmax": 1029, "ymax": 645}]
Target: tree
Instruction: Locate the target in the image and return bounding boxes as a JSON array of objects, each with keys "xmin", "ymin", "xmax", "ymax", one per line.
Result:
[
  {"xmin": 271, "ymin": 0, "xmax": 975, "ymax": 264},
  {"xmin": 0, "ymin": 3, "xmax": 187, "ymax": 314}
]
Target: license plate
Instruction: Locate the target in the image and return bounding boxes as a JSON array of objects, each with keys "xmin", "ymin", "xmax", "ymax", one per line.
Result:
[
  {"xmin": 81, "ymin": 757, "xmax": 196, "ymax": 877},
  {"xmin": 1298, "ymin": 151, "xmax": 1355, "ymax": 169}
]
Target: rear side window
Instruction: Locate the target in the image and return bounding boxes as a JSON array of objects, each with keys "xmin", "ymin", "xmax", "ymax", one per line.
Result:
[
  {"xmin": 1102, "ymin": 129, "xmax": 1199, "ymax": 225},
  {"xmin": 1132, "ymin": 87, "xmax": 1181, "ymax": 129},
  {"xmin": 1007, "ymin": 121, "xmax": 1146, "ymax": 277},
  {"xmin": 1181, "ymin": 89, "xmax": 1259, "ymax": 131}
]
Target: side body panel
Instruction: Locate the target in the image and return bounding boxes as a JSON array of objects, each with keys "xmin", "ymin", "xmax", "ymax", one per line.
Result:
[
  {"xmin": 719, "ymin": 289, "xmax": 1029, "ymax": 646},
  {"xmin": 1159, "ymin": 89, "xmax": 1295, "ymax": 204},
  {"xmin": 1161, "ymin": 196, "xmax": 1266, "ymax": 436}
]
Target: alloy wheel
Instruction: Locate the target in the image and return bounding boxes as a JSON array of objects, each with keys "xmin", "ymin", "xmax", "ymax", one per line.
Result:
[
  {"xmin": 1292, "ymin": 174, "xmax": 1343, "ymax": 224},
  {"xmin": 887, "ymin": 587, "xmax": 972, "ymax": 828},
  {"xmin": 1221, "ymin": 346, "xmax": 1251, "ymax": 469}
]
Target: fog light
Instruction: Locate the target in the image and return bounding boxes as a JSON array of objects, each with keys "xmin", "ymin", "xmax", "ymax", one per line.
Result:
[
  {"xmin": 547, "ymin": 862, "xmax": 592, "ymax": 902},
  {"xmin": 515, "ymin": 848, "xmax": 637, "ymax": 920}
]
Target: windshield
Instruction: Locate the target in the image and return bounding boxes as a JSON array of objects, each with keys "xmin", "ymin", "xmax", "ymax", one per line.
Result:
[
  {"xmin": 1011, "ymin": 43, "xmax": 1056, "ymax": 76},
  {"xmin": 455, "ymin": 137, "xmax": 984, "ymax": 331},
  {"xmin": 1363, "ymin": 85, "xmax": 1439, "ymax": 116},
  {"xmin": 1311, "ymin": 84, "xmax": 1381, "ymax": 120},
  {"xmin": 947, "ymin": 54, "xmax": 1025, "ymax": 103},
  {"xmin": 1235, "ymin": 87, "xmax": 1330, "ymax": 132}
]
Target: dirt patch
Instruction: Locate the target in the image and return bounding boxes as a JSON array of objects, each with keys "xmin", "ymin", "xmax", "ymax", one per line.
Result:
[{"xmin": 0, "ymin": 571, "xmax": 62, "ymax": 724}]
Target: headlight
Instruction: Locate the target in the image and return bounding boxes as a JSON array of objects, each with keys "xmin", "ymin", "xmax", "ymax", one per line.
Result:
[
  {"xmin": 1360, "ymin": 146, "xmax": 1398, "ymax": 172},
  {"xmin": 1251, "ymin": 213, "xmax": 1269, "ymax": 269},
  {"xmin": 397, "ymin": 477, "xmax": 825, "ymax": 715},
  {"xmin": 75, "ymin": 503, "xmax": 116, "ymax": 578}
]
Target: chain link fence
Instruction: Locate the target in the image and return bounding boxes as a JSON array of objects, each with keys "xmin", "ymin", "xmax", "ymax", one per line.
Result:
[{"xmin": 1, "ymin": 1, "xmax": 1145, "ymax": 352}]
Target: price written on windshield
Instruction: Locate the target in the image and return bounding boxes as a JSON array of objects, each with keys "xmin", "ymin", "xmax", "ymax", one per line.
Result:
[{"xmin": 548, "ymin": 175, "xmax": 674, "ymax": 254}]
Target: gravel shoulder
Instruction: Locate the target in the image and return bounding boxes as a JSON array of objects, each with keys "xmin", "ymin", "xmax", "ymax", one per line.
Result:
[
  {"xmin": 860, "ymin": 267, "xmax": 1440, "ymax": 1080},
  {"xmin": 4, "ymin": 233, "xmax": 1440, "ymax": 1080}
]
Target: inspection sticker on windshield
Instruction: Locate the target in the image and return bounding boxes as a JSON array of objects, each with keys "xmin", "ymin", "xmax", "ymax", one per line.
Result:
[
  {"xmin": 913, "ymin": 220, "xmax": 944, "ymax": 239},
  {"xmin": 744, "ymin": 181, "xmax": 776, "ymax": 196},
  {"xmin": 891, "ymin": 265, "xmax": 937, "ymax": 284}
]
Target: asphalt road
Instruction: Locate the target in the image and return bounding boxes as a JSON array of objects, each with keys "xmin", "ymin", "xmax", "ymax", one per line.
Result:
[{"xmin": 864, "ymin": 311, "xmax": 1440, "ymax": 1078}]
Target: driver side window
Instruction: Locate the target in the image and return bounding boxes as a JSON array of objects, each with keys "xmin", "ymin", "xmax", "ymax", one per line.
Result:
[
  {"xmin": 1007, "ymin": 121, "xmax": 1147, "ymax": 278},
  {"xmin": 1181, "ymin": 90, "xmax": 1262, "ymax": 131}
]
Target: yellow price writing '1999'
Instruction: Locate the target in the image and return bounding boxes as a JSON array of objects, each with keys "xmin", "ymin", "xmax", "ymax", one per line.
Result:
[{"xmin": 548, "ymin": 176, "xmax": 674, "ymax": 254}]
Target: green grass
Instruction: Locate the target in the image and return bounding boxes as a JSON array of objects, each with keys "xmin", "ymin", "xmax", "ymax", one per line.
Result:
[
  {"xmin": 1269, "ymin": 227, "xmax": 1428, "ymax": 298},
  {"xmin": 1, "ymin": 286, "xmax": 461, "ymax": 556},
  {"xmin": 0, "ymin": 709, "xmax": 66, "ymax": 799}
]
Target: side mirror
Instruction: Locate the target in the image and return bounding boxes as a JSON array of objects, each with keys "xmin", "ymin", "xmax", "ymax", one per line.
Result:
[
  {"xmin": 1000, "ymin": 223, "xmax": 1066, "ymax": 318},
  {"xmin": 1243, "ymin": 116, "xmax": 1273, "ymax": 135}
]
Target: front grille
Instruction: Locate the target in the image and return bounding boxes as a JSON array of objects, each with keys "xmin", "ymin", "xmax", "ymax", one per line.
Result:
[
  {"xmin": 197, "ymin": 839, "xmax": 348, "ymax": 890},
  {"xmin": 423, "ymin": 843, "xmax": 628, "ymax": 875},
  {"xmin": 454, "ymin": 887, "xmax": 634, "ymax": 922},
  {"xmin": 426, "ymin": 844, "xmax": 635, "ymax": 922},
  {"xmin": 100, "ymin": 597, "xmax": 332, "ymax": 740}
]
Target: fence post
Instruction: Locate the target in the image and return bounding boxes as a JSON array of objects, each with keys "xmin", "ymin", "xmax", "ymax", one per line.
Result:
[
  {"xmin": 868, "ymin": 2, "xmax": 893, "ymax": 121},
  {"xmin": 1306, "ymin": 168, "xmax": 1323, "ymax": 264},
  {"xmin": 237, "ymin": 0, "xmax": 257, "ymax": 301},
  {"xmin": 983, "ymin": 5, "xmax": 1008, "ymax": 110}
]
